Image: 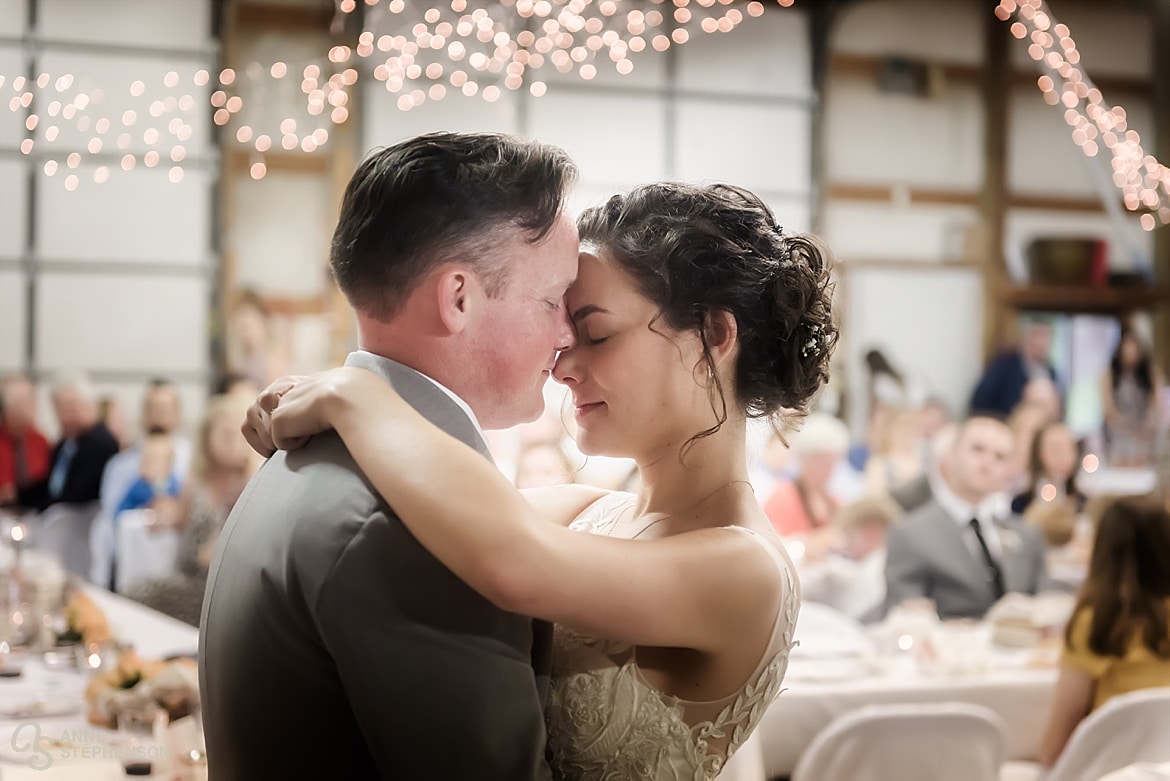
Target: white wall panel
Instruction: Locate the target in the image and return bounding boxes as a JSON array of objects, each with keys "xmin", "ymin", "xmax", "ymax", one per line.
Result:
[
  {"xmin": 1008, "ymin": 89, "xmax": 1153, "ymax": 198},
  {"xmin": 38, "ymin": 0, "xmax": 211, "ymax": 52},
  {"xmin": 0, "ymin": 45, "xmax": 26, "ymax": 148},
  {"xmin": 825, "ymin": 79, "xmax": 982, "ymax": 190},
  {"xmin": 676, "ymin": 11, "xmax": 811, "ymax": 99},
  {"xmin": 834, "ymin": 0, "xmax": 984, "ymax": 65},
  {"xmin": 0, "ymin": 159, "xmax": 26, "ymax": 258},
  {"xmin": 0, "ymin": 0, "xmax": 25, "ymax": 36},
  {"xmin": 37, "ymin": 166, "xmax": 211, "ymax": 265},
  {"xmin": 843, "ymin": 265, "xmax": 984, "ymax": 432},
  {"xmin": 35, "ymin": 50, "xmax": 212, "ymax": 157},
  {"xmin": 823, "ymin": 201, "xmax": 979, "ymax": 262},
  {"xmin": 675, "ymin": 100, "xmax": 809, "ymax": 194},
  {"xmin": 228, "ymin": 170, "xmax": 332, "ymax": 298},
  {"xmin": 0, "ymin": 269, "xmax": 24, "ymax": 370},
  {"xmin": 363, "ymin": 89, "xmax": 521, "ymax": 149},
  {"xmin": 528, "ymin": 91, "xmax": 666, "ymax": 187},
  {"xmin": 35, "ymin": 273, "xmax": 207, "ymax": 374}
]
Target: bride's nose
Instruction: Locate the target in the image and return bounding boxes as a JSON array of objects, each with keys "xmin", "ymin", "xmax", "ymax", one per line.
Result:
[{"xmin": 552, "ymin": 349, "xmax": 579, "ymax": 386}]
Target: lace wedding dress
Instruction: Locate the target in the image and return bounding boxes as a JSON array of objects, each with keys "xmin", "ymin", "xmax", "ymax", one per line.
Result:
[{"xmin": 546, "ymin": 493, "xmax": 799, "ymax": 781}]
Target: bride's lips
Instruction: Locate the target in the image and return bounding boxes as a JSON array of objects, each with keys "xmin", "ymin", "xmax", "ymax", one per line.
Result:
[{"xmin": 575, "ymin": 401, "xmax": 605, "ymax": 419}]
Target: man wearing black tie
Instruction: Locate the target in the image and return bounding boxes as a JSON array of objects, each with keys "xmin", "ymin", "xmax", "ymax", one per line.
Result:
[{"xmin": 884, "ymin": 415, "xmax": 1050, "ymax": 620}]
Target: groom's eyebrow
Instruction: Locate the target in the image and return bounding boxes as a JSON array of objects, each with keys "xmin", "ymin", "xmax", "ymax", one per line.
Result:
[{"xmin": 571, "ymin": 304, "xmax": 608, "ymax": 323}]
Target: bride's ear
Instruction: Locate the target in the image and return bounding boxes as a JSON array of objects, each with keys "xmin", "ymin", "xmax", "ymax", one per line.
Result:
[{"xmin": 704, "ymin": 309, "xmax": 739, "ymax": 369}]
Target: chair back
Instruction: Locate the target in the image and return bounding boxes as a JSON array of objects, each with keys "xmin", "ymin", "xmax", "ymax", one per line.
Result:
[
  {"xmin": 791, "ymin": 701, "xmax": 1007, "ymax": 781},
  {"xmin": 1046, "ymin": 688, "xmax": 1170, "ymax": 781}
]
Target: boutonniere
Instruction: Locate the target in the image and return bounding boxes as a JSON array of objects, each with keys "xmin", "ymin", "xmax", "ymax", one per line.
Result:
[{"xmin": 999, "ymin": 528, "xmax": 1023, "ymax": 553}]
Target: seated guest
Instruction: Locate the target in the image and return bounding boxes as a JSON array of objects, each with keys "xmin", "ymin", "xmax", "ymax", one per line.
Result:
[
  {"xmin": 889, "ymin": 422, "xmax": 957, "ymax": 514},
  {"xmin": 513, "ymin": 440, "xmax": 574, "ymax": 489},
  {"xmin": 864, "ymin": 406, "xmax": 926, "ymax": 497},
  {"xmin": 20, "ymin": 371, "xmax": 119, "ymax": 512},
  {"xmin": 91, "ymin": 378, "xmax": 191, "ymax": 590},
  {"xmin": 971, "ymin": 319, "xmax": 1060, "ymax": 417},
  {"xmin": 126, "ymin": 394, "xmax": 256, "ymax": 625},
  {"xmin": 0, "ymin": 374, "xmax": 51, "ymax": 508},
  {"xmin": 763, "ymin": 412, "xmax": 852, "ymax": 554},
  {"xmin": 1006, "ymin": 400, "xmax": 1058, "ymax": 495},
  {"xmin": 884, "ymin": 414, "xmax": 1050, "ymax": 620},
  {"xmin": 1012, "ymin": 421, "xmax": 1087, "ymax": 515},
  {"xmin": 115, "ymin": 432, "xmax": 183, "ymax": 516},
  {"xmin": 1038, "ymin": 495, "xmax": 1170, "ymax": 767},
  {"xmin": 807, "ymin": 496, "xmax": 902, "ymax": 621}
]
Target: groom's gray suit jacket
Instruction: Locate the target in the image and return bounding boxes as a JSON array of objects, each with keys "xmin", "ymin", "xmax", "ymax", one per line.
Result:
[
  {"xmin": 199, "ymin": 351, "xmax": 552, "ymax": 781},
  {"xmin": 883, "ymin": 498, "xmax": 1049, "ymax": 620}
]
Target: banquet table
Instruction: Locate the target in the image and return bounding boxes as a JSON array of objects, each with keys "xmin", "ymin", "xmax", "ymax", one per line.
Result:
[
  {"xmin": 756, "ymin": 603, "xmax": 1059, "ymax": 779},
  {"xmin": 0, "ymin": 585, "xmax": 199, "ymax": 781}
]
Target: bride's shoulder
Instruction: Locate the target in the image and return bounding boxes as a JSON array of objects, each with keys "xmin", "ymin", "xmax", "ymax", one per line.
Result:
[{"xmin": 519, "ymin": 485, "xmax": 620, "ymax": 527}]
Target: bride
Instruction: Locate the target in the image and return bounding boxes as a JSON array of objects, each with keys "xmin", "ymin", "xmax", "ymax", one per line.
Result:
[{"xmin": 247, "ymin": 182, "xmax": 836, "ymax": 780}]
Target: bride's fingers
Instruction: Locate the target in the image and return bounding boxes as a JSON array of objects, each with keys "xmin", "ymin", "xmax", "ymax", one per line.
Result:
[
  {"xmin": 242, "ymin": 399, "xmax": 277, "ymax": 458},
  {"xmin": 258, "ymin": 376, "xmax": 300, "ymax": 415},
  {"xmin": 269, "ymin": 403, "xmax": 312, "ymax": 451}
]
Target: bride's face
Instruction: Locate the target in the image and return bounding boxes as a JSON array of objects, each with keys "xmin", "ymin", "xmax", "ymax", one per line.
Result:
[{"xmin": 552, "ymin": 250, "xmax": 716, "ymax": 461}]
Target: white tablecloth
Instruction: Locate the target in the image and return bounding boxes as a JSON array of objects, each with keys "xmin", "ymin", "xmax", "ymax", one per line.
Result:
[
  {"xmin": 0, "ymin": 587, "xmax": 200, "ymax": 780},
  {"xmin": 758, "ymin": 604, "xmax": 1058, "ymax": 778}
]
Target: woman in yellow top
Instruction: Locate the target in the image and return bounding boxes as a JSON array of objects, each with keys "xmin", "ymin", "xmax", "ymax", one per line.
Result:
[{"xmin": 1038, "ymin": 494, "xmax": 1170, "ymax": 766}]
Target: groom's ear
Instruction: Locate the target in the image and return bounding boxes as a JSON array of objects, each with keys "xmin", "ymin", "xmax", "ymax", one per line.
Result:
[{"xmin": 435, "ymin": 266, "xmax": 478, "ymax": 335}]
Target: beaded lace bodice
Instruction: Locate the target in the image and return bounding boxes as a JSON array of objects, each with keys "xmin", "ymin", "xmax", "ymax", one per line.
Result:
[{"xmin": 546, "ymin": 493, "xmax": 799, "ymax": 781}]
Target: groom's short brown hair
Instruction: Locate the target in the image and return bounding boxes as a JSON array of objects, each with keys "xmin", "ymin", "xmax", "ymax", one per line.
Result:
[{"xmin": 330, "ymin": 132, "xmax": 577, "ymax": 321}]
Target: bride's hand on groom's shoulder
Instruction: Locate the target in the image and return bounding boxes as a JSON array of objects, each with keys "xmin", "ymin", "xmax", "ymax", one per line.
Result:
[{"xmin": 243, "ymin": 369, "xmax": 371, "ymax": 458}]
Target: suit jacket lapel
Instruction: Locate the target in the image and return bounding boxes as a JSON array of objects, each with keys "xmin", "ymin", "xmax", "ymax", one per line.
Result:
[
  {"xmin": 344, "ymin": 351, "xmax": 494, "ymax": 464},
  {"xmin": 928, "ymin": 506, "xmax": 997, "ymax": 602}
]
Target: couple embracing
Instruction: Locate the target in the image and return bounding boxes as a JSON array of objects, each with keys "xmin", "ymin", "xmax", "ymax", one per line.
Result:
[{"xmin": 199, "ymin": 131, "xmax": 836, "ymax": 780}]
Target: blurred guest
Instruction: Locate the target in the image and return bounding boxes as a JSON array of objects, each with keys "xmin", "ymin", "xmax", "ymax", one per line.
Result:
[
  {"xmin": 20, "ymin": 371, "xmax": 119, "ymax": 511},
  {"xmin": 763, "ymin": 412, "xmax": 852, "ymax": 554},
  {"xmin": 213, "ymin": 371, "xmax": 260, "ymax": 400},
  {"xmin": 91, "ymin": 378, "xmax": 191, "ymax": 590},
  {"xmin": 971, "ymin": 320, "xmax": 1060, "ymax": 416},
  {"xmin": 114, "ymin": 432, "xmax": 183, "ymax": 516},
  {"xmin": 225, "ymin": 289, "xmax": 290, "ymax": 392},
  {"xmin": 846, "ymin": 404, "xmax": 888, "ymax": 473},
  {"xmin": 1011, "ymin": 421, "xmax": 1087, "ymax": 515},
  {"xmin": 807, "ymin": 496, "xmax": 902, "ymax": 621},
  {"xmin": 513, "ymin": 441, "xmax": 574, "ymax": 489},
  {"xmin": 1101, "ymin": 327, "xmax": 1165, "ymax": 468},
  {"xmin": 889, "ymin": 422, "xmax": 957, "ymax": 514},
  {"xmin": 1006, "ymin": 401, "xmax": 1059, "ymax": 495},
  {"xmin": 126, "ymin": 394, "xmax": 256, "ymax": 625},
  {"xmin": 1021, "ymin": 376, "xmax": 1063, "ymax": 422},
  {"xmin": 98, "ymin": 395, "xmax": 131, "ymax": 451},
  {"xmin": 1038, "ymin": 495, "xmax": 1170, "ymax": 767},
  {"xmin": 919, "ymin": 396, "xmax": 953, "ymax": 442},
  {"xmin": 864, "ymin": 407, "xmax": 926, "ymax": 497},
  {"xmin": 0, "ymin": 374, "xmax": 51, "ymax": 508},
  {"xmin": 884, "ymin": 415, "xmax": 1050, "ymax": 620}
]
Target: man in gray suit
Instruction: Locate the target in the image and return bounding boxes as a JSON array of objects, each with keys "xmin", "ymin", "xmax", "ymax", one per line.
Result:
[
  {"xmin": 884, "ymin": 415, "xmax": 1049, "ymax": 620},
  {"xmin": 199, "ymin": 133, "xmax": 580, "ymax": 780}
]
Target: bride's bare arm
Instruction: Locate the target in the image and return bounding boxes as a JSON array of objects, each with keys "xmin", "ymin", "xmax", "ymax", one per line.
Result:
[{"xmin": 267, "ymin": 367, "xmax": 782, "ymax": 651}]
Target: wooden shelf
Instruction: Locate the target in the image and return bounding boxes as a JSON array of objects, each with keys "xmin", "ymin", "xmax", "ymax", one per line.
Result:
[{"xmin": 999, "ymin": 284, "xmax": 1170, "ymax": 314}]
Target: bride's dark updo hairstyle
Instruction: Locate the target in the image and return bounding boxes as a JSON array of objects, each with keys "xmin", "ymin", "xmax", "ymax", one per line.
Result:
[{"xmin": 576, "ymin": 182, "xmax": 837, "ymax": 443}]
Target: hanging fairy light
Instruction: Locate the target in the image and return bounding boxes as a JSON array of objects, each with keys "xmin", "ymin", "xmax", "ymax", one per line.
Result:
[
  {"xmin": 5, "ymin": 0, "xmax": 800, "ymax": 187},
  {"xmin": 350, "ymin": 0, "xmax": 792, "ymax": 109},
  {"xmin": 997, "ymin": 0, "xmax": 1169, "ymax": 229}
]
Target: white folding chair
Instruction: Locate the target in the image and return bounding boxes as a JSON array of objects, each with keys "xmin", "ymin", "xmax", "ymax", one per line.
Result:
[
  {"xmin": 30, "ymin": 501, "xmax": 101, "ymax": 579},
  {"xmin": 791, "ymin": 701, "xmax": 1008, "ymax": 781},
  {"xmin": 1042, "ymin": 687, "xmax": 1170, "ymax": 781}
]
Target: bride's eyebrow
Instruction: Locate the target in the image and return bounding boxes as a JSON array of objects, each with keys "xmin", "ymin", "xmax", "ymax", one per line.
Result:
[{"xmin": 571, "ymin": 304, "xmax": 609, "ymax": 324}]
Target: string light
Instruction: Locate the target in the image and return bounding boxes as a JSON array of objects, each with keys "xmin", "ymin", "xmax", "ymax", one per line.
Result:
[
  {"xmin": 6, "ymin": 0, "xmax": 796, "ymax": 187},
  {"xmin": 1000, "ymin": 0, "xmax": 1169, "ymax": 228}
]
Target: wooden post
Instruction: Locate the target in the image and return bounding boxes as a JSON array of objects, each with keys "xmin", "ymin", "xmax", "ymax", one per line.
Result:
[
  {"xmin": 1153, "ymin": 0, "xmax": 1170, "ymax": 373},
  {"xmin": 979, "ymin": 1, "xmax": 1012, "ymax": 362}
]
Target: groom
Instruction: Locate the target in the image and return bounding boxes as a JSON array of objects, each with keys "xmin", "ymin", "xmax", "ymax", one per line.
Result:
[{"xmin": 199, "ymin": 132, "xmax": 580, "ymax": 780}]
